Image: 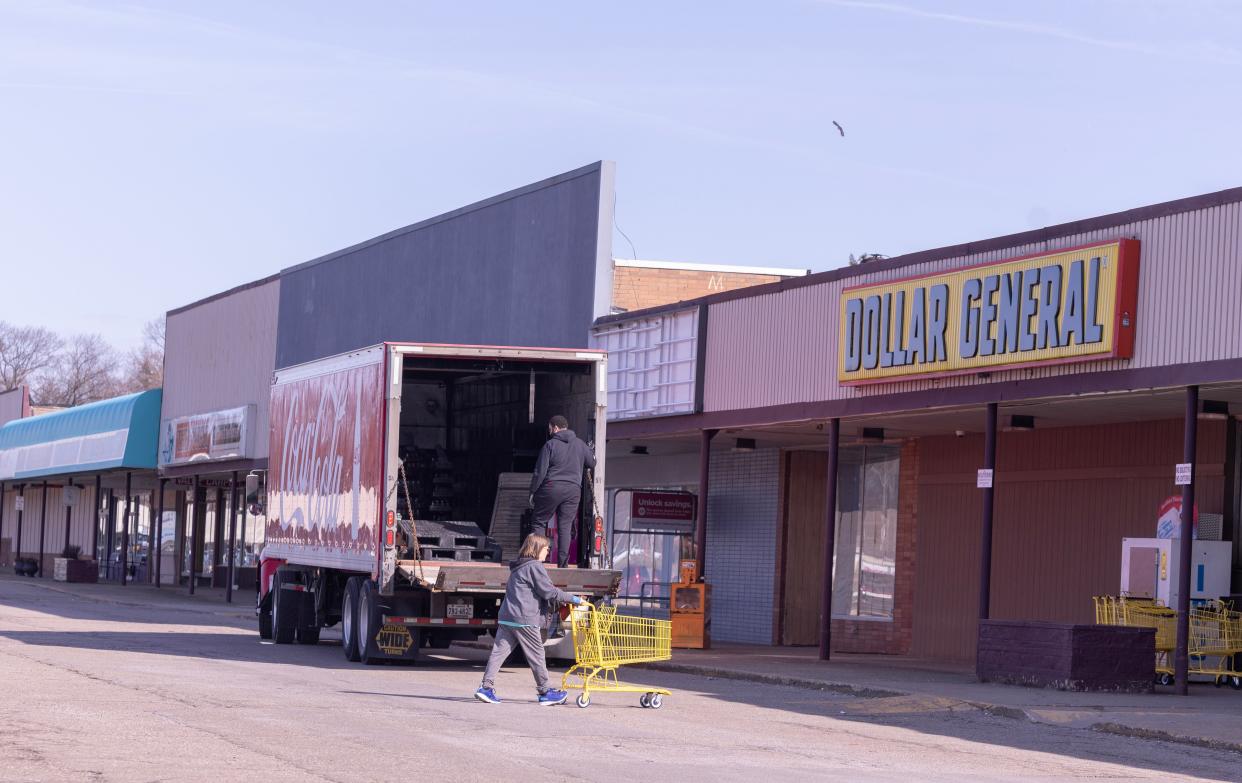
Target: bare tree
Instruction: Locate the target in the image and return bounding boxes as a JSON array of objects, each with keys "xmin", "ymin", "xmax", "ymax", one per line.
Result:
[
  {"xmin": 0, "ymin": 322, "xmax": 62, "ymax": 391},
  {"xmin": 32, "ymin": 334, "xmax": 121, "ymax": 407},
  {"xmin": 121, "ymin": 317, "xmax": 165, "ymax": 393}
]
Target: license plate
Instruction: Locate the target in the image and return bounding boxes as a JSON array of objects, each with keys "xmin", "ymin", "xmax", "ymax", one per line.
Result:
[{"xmin": 446, "ymin": 602, "xmax": 473, "ymax": 619}]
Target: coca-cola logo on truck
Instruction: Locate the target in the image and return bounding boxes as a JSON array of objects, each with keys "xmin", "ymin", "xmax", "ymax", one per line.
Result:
[{"xmin": 266, "ymin": 362, "xmax": 382, "ymax": 555}]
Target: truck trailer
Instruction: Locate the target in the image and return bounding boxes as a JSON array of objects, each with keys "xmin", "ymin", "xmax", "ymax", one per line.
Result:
[{"xmin": 256, "ymin": 342, "xmax": 619, "ymax": 663}]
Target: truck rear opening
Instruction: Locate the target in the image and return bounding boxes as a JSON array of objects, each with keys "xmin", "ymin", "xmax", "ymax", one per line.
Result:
[{"xmin": 258, "ymin": 342, "xmax": 617, "ymax": 665}]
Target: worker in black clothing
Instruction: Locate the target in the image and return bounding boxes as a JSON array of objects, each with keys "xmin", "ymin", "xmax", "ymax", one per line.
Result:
[{"xmin": 529, "ymin": 415, "xmax": 595, "ymax": 567}]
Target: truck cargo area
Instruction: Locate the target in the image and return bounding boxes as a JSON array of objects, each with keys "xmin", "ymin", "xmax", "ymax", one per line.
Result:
[{"xmin": 393, "ymin": 350, "xmax": 600, "ymax": 564}]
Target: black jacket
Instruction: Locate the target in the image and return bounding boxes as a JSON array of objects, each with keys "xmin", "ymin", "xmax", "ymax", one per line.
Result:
[{"xmin": 530, "ymin": 429, "xmax": 596, "ymax": 495}]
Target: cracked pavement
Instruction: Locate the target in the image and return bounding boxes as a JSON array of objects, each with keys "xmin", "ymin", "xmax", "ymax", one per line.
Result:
[{"xmin": 1, "ymin": 577, "xmax": 1240, "ymax": 782}]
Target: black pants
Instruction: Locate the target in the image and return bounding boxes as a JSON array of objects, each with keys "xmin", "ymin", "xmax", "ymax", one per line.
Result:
[{"xmin": 532, "ymin": 481, "xmax": 580, "ymax": 567}]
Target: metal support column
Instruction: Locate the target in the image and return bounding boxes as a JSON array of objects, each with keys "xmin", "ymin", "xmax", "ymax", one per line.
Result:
[
  {"xmin": 15, "ymin": 485, "xmax": 25, "ymax": 565},
  {"xmin": 121, "ymin": 473, "xmax": 132, "ymax": 586},
  {"xmin": 818, "ymin": 418, "xmax": 841, "ymax": 661},
  {"xmin": 978, "ymin": 402, "xmax": 998, "ymax": 621},
  {"xmin": 0, "ymin": 482, "xmax": 6, "ymax": 566},
  {"xmin": 226, "ymin": 471, "xmax": 239, "ymax": 603},
  {"xmin": 153, "ymin": 479, "xmax": 166, "ymax": 588},
  {"xmin": 1175, "ymin": 385, "xmax": 1199, "ymax": 695},
  {"xmin": 38, "ymin": 481, "xmax": 48, "ymax": 577},
  {"xmin": 694, "ymin": 429, "xmax": 719, "ymax": 580},
  {"xmin": 188, "ymin": 475, "xmax": 198, "ymax": 595},
  {"xmin": 63, "ymin": 476, "xmax": 74, "ymax": 553},
  {"xmin": 104, "ymin": 489, "xmax": 116, "ymax": 580},
  {"xmin": 92, "ymin": 475, "xmax": 101, "ymax": 561}
]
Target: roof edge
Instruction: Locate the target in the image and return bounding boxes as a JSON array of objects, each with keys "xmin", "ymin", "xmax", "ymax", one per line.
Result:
[
  {"xmin": 614, "ymin": 259, "xmax": 809, "ymax": 276},
  {"xmin": 281, "ymin": 161, "xmax": 610, "ymax": 278},
  {"xmin": 594, "ymin": 184, "xmax": 1242, "ymax": 328},
  {"xmin": 167, "ymin": 273, "xmax": 281, "ymax": 318}
]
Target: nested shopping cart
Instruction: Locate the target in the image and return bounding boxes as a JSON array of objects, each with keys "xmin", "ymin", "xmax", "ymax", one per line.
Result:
[
  {"xmin": 1094, "ymin": 595, "xmax": 1242, "ymax": 689},
  {"xmin": 561, "ymin": 603, "xmax": 672, "ymax": 709},
  {"xmin": 1188, "ymin": 600, "xmax": 1242, "ymax": 689}
]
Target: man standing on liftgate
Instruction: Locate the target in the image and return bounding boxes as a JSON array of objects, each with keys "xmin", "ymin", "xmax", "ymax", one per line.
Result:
[{"xmin": 529, "ymin": 415, "xmax": 595, "ymax": 568}]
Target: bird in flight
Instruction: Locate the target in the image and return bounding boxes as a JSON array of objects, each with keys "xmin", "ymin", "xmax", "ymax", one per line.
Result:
[{"xmin": 832, "ymin": 121, "xmax": 845, "ymax": 137}]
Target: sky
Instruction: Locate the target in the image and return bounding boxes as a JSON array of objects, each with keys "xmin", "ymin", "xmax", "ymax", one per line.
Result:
[{"xmin": 2, "ymin": 0, "xmax": 1240, "ymax": 350}]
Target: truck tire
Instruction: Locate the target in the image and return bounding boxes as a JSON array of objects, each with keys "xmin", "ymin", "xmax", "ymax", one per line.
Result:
[
  {"xmin": 357, "ymin": 580, "xmax": 383, "ymax": 665},
  {"xmin": 272, "ymin": 571, "xmax": 298, "ymax": 645},
  {"xmin": 342, "ymin": 577, "xmax": 361, "ymax": 662}
]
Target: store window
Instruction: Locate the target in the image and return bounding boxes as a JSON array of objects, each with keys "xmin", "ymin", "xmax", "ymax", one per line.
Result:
[
  {"xmin": 608, "ymin": 487, "xmax": 693, "ymax": 613},
  {"xmin": 832, "ymin": 445, "xmax": 899, "ymax": 620}
]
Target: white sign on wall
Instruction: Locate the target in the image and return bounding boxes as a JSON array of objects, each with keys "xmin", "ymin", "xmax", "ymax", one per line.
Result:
[
  {"xmin": 1174, "ymin": 463, "xmax": 1193, "ymax": 486},
  {"xmin": 592, "ymin": 307, "xmax": 699, "ymax": 421},
  {"xmin": 14, "ymin": 496, "xmax": 24, "ymax": 512},
  {"xmin": 976, "ymin": 469, "xmax": 994, "ymax": 489},
  {"xmin": 159, "ymin": 406, "xmax": 256, "ymax": 467}
]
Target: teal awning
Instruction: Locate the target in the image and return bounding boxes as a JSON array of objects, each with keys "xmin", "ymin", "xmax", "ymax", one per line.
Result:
[{"xmin": 0, "ymin": 389, "xmax": 161, "ymax": 481}]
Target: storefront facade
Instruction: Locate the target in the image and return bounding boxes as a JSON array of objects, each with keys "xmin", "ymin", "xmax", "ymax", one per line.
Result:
[
  {"xmin": 0, "ymin": 391, "xmax": 163, "ymax": 583},
  {"xmin": 595, "ymin": 187, "xmax": 1242, "ymax": 660}
]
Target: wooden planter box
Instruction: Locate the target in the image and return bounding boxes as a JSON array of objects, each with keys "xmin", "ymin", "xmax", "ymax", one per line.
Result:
[
  {"xmin": 977, "ymin": 620, "xmax": 1155, "ymax": 692},
  {"xmin": 53, "ymin": 558, "xmax": 99, "ymax": 583}
]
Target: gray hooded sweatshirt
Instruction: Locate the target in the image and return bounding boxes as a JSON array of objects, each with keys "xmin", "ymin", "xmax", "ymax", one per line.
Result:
[{"xmin": 497, "ymin": 557, "xmax": 579, "ymax": 627}]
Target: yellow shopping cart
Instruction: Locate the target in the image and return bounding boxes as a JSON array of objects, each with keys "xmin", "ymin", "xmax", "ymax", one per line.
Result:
[
  {"xmin": 1188, "ymin": 601, "xmax": 1242, "ymax": 690},
  {"xmin": 561, "ymin": 603, "xmax": 673, "ymax": 709},
  {"xmin": 1094, "ymin": 596, "xmax": 1176, "ymax": 685}
]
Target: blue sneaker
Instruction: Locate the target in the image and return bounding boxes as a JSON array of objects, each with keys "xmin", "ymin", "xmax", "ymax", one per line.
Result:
[
  {"xmin": 539, "ymin": 689, "xmax": 568, "ymax": 706},
  {"xmin": 475, "ymin": 687, "xmax": 501, "ymax": 704}
]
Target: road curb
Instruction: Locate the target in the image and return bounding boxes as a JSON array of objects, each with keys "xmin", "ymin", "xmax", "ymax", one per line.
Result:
[
  {"xmin": 1086, "ymin": 722, "xmax": 1242, "ymax": 754},
  {"xmin": 635, "ymin": 661, "xmax": 904, "ymax": 699},
  {"xmin": 635, "ymin": 660, "xmax": 1242, "ymax": 754}
]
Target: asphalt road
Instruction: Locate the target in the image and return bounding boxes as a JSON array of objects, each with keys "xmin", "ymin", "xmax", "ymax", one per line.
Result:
[{"xmin": 1, "ymin": 577, "xmax": 1239, "ymax": 783}]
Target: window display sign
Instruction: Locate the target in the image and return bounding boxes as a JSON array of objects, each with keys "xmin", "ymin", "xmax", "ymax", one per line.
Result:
[
  {"xmin": 838, "ymin": 239, "xmax": 1140, "ymax": 384},
  {"xmin": 630, "ymin": 491, "xmax": 696, "ymax": 533},
  {"xmin": 159, "ymin": 406, "xmax": 256, "ymax": 466}
]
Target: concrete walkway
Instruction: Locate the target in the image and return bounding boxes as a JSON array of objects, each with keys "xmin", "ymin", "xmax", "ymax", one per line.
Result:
[
  {"xmin": 641, "ymin": 644, "xmax": 1242, "ymax": 753},
  {"xmin": 0, "ymin": 573, "xmax": 256, "ymax": 622}
]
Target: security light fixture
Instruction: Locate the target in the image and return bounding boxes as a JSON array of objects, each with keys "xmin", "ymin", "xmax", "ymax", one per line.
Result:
[
  {"xmin": 732, "ymin": 438, "xmax": 757, "ymax": 452},
  {"xmin": 1199, "ymin": 400, "xmax": 1230, "ymax": 420},
  {"xmin": 630, "ymin": 445, "xmax": 649, "ymax": 456},
  {"xmin": 861, "ymin": 427, "xmax": 885, "ymax": 442},
  {"xmin": 1009, "ymin": 415, "xmax": 1036, "ymax": 430}
]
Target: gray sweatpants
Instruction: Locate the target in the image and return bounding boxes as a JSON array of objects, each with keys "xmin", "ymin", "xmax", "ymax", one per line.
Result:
[{"xmin": 480, "ymin": 624, "xmax": 550, "ymax": 694}]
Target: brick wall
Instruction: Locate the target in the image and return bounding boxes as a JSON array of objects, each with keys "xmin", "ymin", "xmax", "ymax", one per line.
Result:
[
  {"xmin": 829, "ymin": 439, "xmax": 918, "ymax": 654},
  {"xmin": 706, "ymin": 448, "xmax": 780, "ymax": 644},
  {"xmin": 612, "ymin": 267, "xmax": 784, "ymax": 312}
]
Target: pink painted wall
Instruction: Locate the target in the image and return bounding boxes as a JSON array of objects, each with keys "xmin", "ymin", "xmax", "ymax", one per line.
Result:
[{"xmin": 705, "ymin": 201, "xmax": 1242, "ymax": 412}]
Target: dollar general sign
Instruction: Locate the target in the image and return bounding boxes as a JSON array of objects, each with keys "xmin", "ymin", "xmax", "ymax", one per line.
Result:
[{"xmin": 838, "ymin": 239, "xmax": 1140, "ymax": 383}]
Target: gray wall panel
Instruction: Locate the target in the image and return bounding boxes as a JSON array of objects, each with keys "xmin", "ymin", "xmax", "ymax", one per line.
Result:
[
  {"xmin": 162, "ymin": 278, "xmax": 281, "ymax": 460},
  {"xmin": 276, "ymin": 162, "xmax": 613, "ymax": 368}
]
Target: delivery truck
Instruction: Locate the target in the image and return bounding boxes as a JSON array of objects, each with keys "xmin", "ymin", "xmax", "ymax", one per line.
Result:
[{"xmin": 256, "ymin": 342, "xmax": 619, "ymax": 663}]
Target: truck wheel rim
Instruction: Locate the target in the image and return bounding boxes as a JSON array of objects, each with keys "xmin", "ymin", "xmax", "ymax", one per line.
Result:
[{"xmin": 343, "ymin": 591, "xmax": 354, "ymax": 649}]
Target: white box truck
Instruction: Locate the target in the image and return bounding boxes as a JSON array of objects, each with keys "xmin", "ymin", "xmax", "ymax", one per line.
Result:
[{"xmin": 256, "ymin": 342, "xmax": 618, "ymax": 663}]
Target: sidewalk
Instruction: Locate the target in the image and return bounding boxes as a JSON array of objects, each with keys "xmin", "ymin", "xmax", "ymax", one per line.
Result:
[
  {"xmin": 640, "ymin": 644, "xmax": 1242, "ymax": 752},
  {"xmin": 0, "ymin": 573, "xmax": 257, "ymax": 623}
]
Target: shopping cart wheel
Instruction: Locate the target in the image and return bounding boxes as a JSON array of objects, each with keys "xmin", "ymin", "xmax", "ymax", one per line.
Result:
[
  {"xmin": 576, "ymin": 694, "xmax": 591, "ymax": 708},
  {"xmin": 649, "ymin": 694, "xmax": 663, "ymax": 710},
  {"xmin": 1157, "ymin": 673, "xmax": 1173, "ymax": 687},
  {"xmin": 639, "ymin": 693, "xmax": 651, "ymax": 708},
  {"xmin": 1230, "ymin": 676, "xmax": 1242, "ymax": 691}
]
